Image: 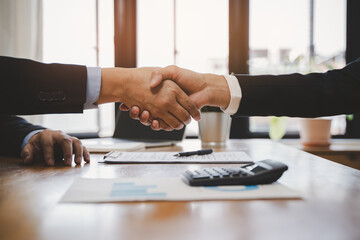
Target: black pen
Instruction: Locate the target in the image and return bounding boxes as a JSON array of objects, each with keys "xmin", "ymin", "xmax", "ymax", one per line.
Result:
[{"xmin": 174, "ymin": 149, "xmax": 213, "ymax": 157}]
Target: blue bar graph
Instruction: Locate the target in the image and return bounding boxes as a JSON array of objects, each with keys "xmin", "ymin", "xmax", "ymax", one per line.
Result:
[
  {"xmin": 205, "ymin": 185, "xmax": 258, "ymax": 192},
  {"xmin": 110, "ymin": 182, "xmax": 167, "ymax": 198}
]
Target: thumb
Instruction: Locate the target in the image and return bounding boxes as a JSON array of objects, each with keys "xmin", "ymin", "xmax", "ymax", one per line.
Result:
[
  {"xmin": 190, "ymin": 92, "xmax": 207, "ymax": 110},
  {"xmin": 150, "ymin": 71, "xmax": 164, "ymax": 88},
  {"xmin": 150, "ymin": 66, "xmax": 179, "ymax": 88},
  {"xmin": 21, "ymin": 144, "xmax": 34, "ymax": 165}
]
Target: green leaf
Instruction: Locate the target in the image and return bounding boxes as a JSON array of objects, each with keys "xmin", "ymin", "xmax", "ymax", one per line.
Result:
[
  {"xmin": 269, "ymin": 116, "xmax": 288, "ymax": 140},
  {"xmin": 346, "ymin": 114, "xmax": 354, "ymax": 121}
]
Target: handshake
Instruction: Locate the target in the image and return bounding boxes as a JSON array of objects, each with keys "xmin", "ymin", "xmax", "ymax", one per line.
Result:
[
  {"xmin": 6, "ymin": 55, "xmax": 355, "ymax": 166},
  {"xmin": 97, "ymin": 65, "xmax": 233, "ymax": 131}
]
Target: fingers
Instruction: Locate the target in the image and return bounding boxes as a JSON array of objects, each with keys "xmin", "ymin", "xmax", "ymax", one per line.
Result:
[
  {"xmin": 137, "ymin": 111, "xmax": 164, "ymax": 131},
  {"xmin": 128, "ymin": 107, "xmax": 152, "ymax": 126},
  {"xmin": 83, "ymin": 146, "xmax": 90, "ymax": 163},
  {"xmin": 21, "ymin": 144, "xmax": 35, "ymax": 165},
  {"xmin": 162, "ymin": 112, "xmax": 184, "ymax": 130},
  {"xmin": 157, "ymin": 82, "xmax": 199, "ymax": 128},
  {"xmin": 58, "ymin": 135, "xmax": 73, "ymax": 166},
  {"xmin": 135, "ymin": 109, "xmax": 164, "ymax": 130},
  {"xmin": 168, "ymin": 103, "xmax": 191, "ymax": 126},
  {"xmin": 119, "ymin": 104, "xmax": 130, "ymax": 111},
  {"xmin": 128, "ymin": 106, "xmax": 181, "ymax": 131},
  {"xmin": 40, "ymin": 130, "xmax": 56, "ymax": 166},
  {"xmin": 129, "ymin": 106, "xmax": 141, "ymax": 120},
  {"xmin": 151, "ymin": 120, "xmax": 160, "ymax": 130},
  {"xmin": 181, "ymin": 96, "xmax": 201, "ymax": 121},
  {"xmin": 61, "ymin": 136, "xmax": 89, "ymax": 165},
  {"xmin": 23, "ymin": 129, "xmax": 90, "ymax": 166},
  {"xmin": 158, "ymin": 119, "xmax": 173, "ymax": 131},
  {"xmin": 175, "ymin": 90, "xmax": 201, "ymax": 122},
  {"xmin": 71, "ymin": 137, "xmax": 83, "ymax": 165},
  {"xmin": 59, "ymin": 135, "xmax": 86, "ymax": 166},
  {"xmin": 129, "ymin": 65, "xmax": 201, "ymax": 131},
  {"xmin": 128, "ymin": 99, "xmax": 193, "ymax": 131},
  {"xmin": 139, "ymin": 111, "xmax": 152, "ymax": 126}
]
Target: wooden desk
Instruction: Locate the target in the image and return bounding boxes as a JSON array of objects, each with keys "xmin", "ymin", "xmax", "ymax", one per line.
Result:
[
  {"xmin": 0, "ymin": 139, "xmax": 359, "ymax": 240},
  {"xmin": 282, "ymin": 139, "xmax": 360, "ymax": 170}
]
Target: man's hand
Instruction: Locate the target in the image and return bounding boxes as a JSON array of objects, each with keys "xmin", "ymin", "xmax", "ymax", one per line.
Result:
[
  {"xmin": 96, "ymin": 67, "xmax": 200, "ymax": 131},
  {"xmin": 150, "ymin": 65, "xmax": 230, "ymax": 109},
  {"xmin": 20, "ymin": 129, "xmax": 90, "ymax": 166},
  {"xmin": 121, "ymin": 65, "xmax": 231, "ymax": 130}
]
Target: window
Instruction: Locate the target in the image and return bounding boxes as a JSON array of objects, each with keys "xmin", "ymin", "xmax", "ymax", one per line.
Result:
[
  {"xmin": 28, "ymin": 0, "xmax": 347, "ymax": 139},
  {"xmin": 31, "ymin": 0, "xmax": 115, "ymax": 137},
  {"xmin": 248, "ymin": 0, "xmax": 346, "ymax": 137},
  {"xmin": 137, "ymin": 0, "xmax": 229, "ymax": 137}
]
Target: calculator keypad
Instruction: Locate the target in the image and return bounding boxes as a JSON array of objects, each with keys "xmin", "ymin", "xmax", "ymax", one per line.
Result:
[
  {"xmin": 185, "ymin": 167, "xmax": 252, "ymax": 180},
  {"xmin": 182, "ymin": 160, "xmax": 289, "ymax": 186}
]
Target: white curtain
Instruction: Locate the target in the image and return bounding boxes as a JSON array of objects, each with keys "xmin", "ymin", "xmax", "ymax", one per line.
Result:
[
  {"xmin": 0, "ymin": 0, "xmax": 43, "ymax": 124},
  {"xmin": 0, "ymin": 0, "xmax": 43, "ymax": 60}
]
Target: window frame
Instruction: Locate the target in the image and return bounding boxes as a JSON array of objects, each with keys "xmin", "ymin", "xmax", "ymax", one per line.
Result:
[
  {"xmin": 229, "ymin": 0, "xmax": 358, "ymax": 139},
  {"xmin": 113, "ymin": 0, "xmax": 359, "ymax": 139}
]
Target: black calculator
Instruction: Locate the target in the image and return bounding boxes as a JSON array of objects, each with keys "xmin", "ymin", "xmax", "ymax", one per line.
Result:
[{"xmin": 182, "ymin": 159, "xmax": 288, "ymax": 186}]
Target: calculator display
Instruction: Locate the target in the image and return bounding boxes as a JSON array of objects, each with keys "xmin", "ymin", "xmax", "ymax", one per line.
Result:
[
  {"xmin": 244, "ymin": 164, "xmax": 267, "ymax": 173},
  {"xmin": 249, "ymin": 166, "xmax": 267, "ymax": 174}
]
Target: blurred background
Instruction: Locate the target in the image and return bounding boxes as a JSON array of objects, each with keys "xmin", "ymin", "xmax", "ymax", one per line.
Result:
[{"xmin": 0, "ymin": 0, "xmax": 349, "ymax": 139}]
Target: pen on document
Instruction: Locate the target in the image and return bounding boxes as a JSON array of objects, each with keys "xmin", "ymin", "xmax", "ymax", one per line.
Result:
[{"xmin": 174, "ymin": 149, "xmax": 213, "ymax": 157}]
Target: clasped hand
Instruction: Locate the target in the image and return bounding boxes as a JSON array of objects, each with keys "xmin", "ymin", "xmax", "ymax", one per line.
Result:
[
  {"xmin": 118, "ymin": 65, "xmax": 231, "ymax": 131},
  {"xmin": 97, "ymin": 67, "xmax": 203, "ymax": 131}
]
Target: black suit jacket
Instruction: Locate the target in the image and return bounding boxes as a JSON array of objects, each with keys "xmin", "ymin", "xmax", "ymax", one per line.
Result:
[
  {"xmin": 0, "ymin": 115, "xmax": 45, "ymax": 156},
  {"xmin": 234, "ymin": 58, "xmax": 360, "ymax": 118},
  {"xmin": 0, "ymin": 56, "xmax": 87, "ymax": 157},
  {"xmin": 0, "ymin": 56, "xmax": 87, "ymax": 115}
]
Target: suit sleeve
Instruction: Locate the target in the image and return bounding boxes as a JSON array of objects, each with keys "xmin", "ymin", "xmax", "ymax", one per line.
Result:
[
  {"xmin": 234, "ymin": 58, "xmax": 360, "ymax": 118},
  {"xmin": 0, "ymin": 56, "xmax": 87, "ymax": 115},
  {"xmin": 0, "ymin": 115, "xmax": 45, "ymax": 157}
]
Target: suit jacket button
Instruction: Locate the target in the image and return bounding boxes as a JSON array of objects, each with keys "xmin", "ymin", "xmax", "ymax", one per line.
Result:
[
  {"xmin": 52, "ymin": 91, "xmax": 59, "ymax": 101},
  {"xmin": 58, "ymin": 91, "xmax": 66, "ymax": 101},
  {"xmin": 47, "ymin": 92, "xmax": 53, "ymax": 102},
  {"xmin": 38, "ymin": 91, "xmax": 46, "ymax": 101}
]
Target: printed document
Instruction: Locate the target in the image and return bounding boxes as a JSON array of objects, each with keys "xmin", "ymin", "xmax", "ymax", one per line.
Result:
[
  {"xmin": 61, "ymin": 177, "xmax": 301, "ymax": 203},
  {"xmin": 102, "ymin": 151, "xmax": 253, "ymax": 164}
]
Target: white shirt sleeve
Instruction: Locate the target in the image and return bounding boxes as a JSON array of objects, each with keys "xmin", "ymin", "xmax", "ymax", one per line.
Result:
[
  {"xmin": 221, "ymin": 75, "xmax": 242, "ymax": 115},
  {"xmin": 84, "ymin": 67, "xmax": 102, "ymax": 109}
]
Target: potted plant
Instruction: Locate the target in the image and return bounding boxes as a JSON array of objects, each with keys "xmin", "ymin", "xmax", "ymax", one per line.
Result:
[
  {"xmin": 269, "ymin": 116, "xmax": 288, "ymax": 140},
  {"xmin": 268, "ymin": 56, "xmax": 337, "ymax": 145},
  {"xmin": 269, "ymin": 116, "xmax": 332, "ymax": 146},
  {"xmin": 198, "ymin": 106, "xmax": 231, "ymax": 146},
  {"xmin": 299, "ymin": 118, "xmax": 332, "ymax": 147}
]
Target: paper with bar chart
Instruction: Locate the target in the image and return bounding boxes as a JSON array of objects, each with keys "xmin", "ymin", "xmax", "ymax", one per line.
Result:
[{"xmin": 61, "ymin": 177, "xmax": 300, "ymax": 203}]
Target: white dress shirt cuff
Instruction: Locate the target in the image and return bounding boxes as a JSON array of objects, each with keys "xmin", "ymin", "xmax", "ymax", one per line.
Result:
[
  {"xmin": 21, "ymin": 129, "xmax": 44, "ymax": 150},
  {"xmin": 221, "ymin": 75, "xmax": 242, "ymax": 115},
  {"xmin": 84, "ymin": 67, "xmax": 101, "ymax": 109}
]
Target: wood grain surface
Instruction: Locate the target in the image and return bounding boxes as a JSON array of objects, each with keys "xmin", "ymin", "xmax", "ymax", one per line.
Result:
[{"xmin": 0, "ymin": 139, "xmax": 359, "ymax": 240}]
